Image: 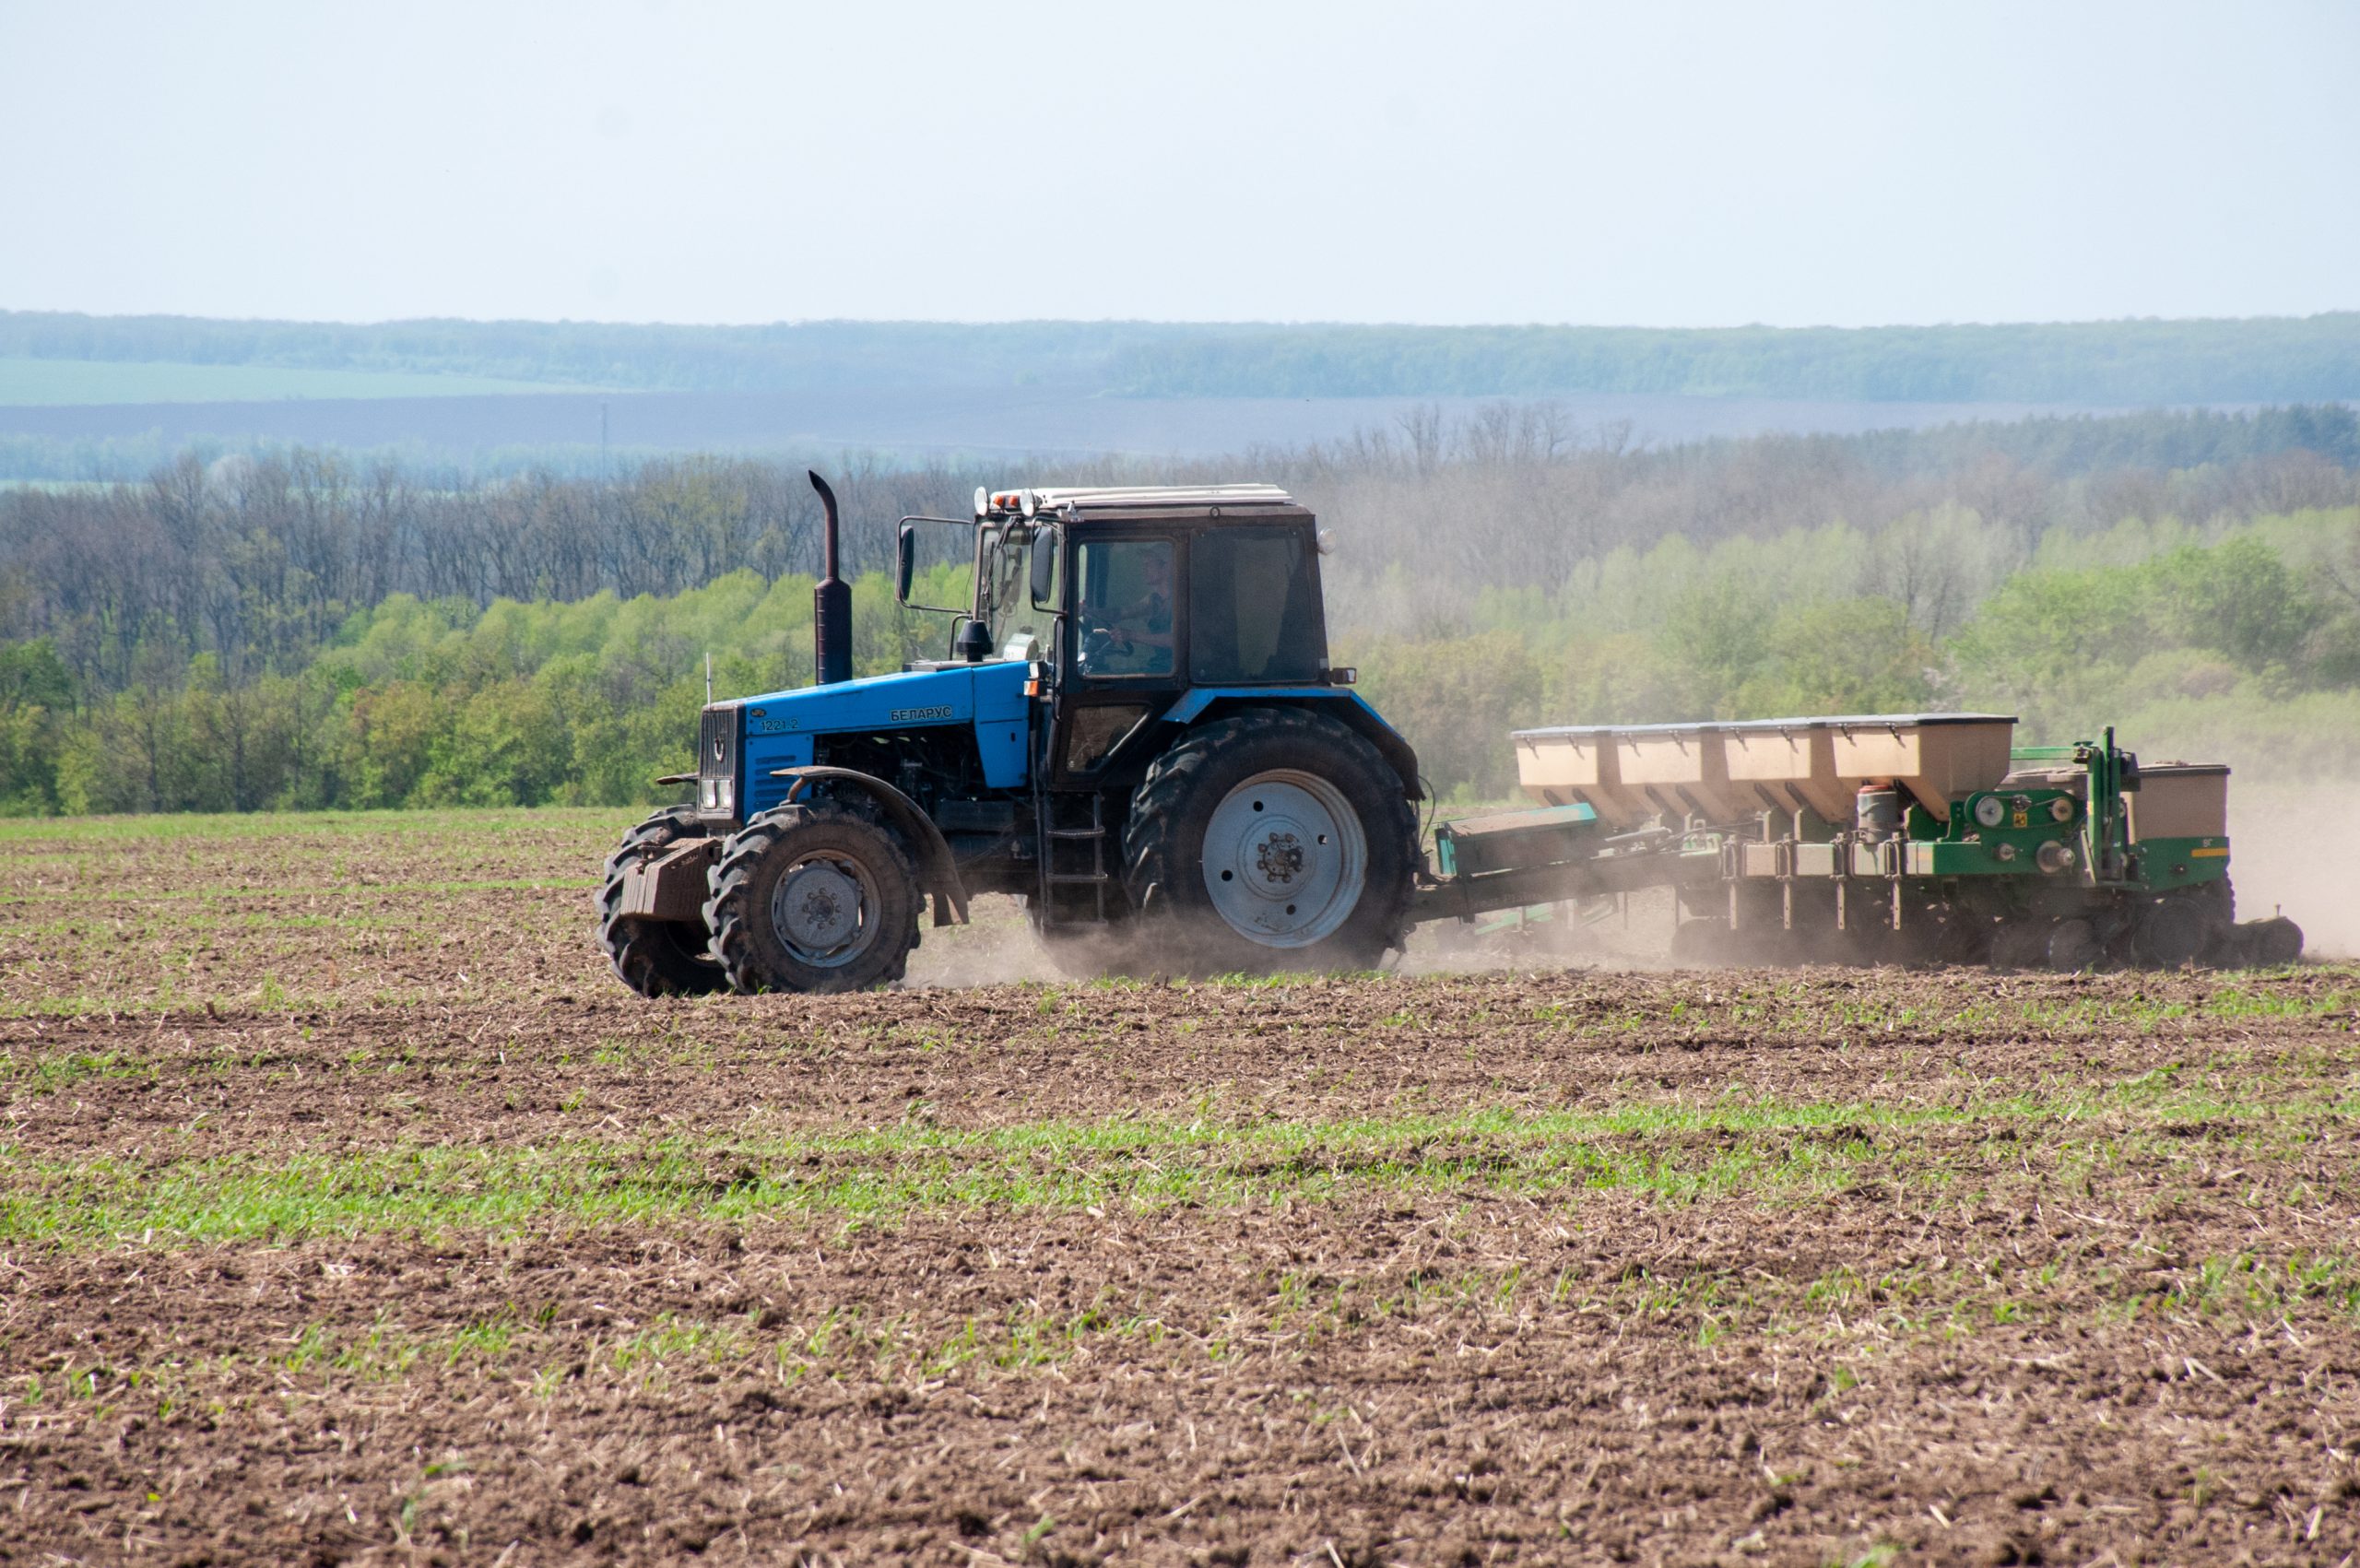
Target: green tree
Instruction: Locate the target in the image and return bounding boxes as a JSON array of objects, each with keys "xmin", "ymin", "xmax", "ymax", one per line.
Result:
[
  {"xmin": 1357, "ymin": 631, "xmax": 1544, "ymax": 800},
  {"xmin": 0, "ymin": 640, "xmax": 74, "ymax": 813},
  {"xmin": 1736, "ymin": 598, "xmax": 1938, "ymax": 717},
  {"xmin": 339, "ymin": 680, "xmax": 442, "ymax": 808},
  {"xmin": 2154, "ymin": 536, "xmax": 2325, "ymax": 671},
  {"xmin": 413, "ymin": 679, "xmax": 570, "ymax": 807}
]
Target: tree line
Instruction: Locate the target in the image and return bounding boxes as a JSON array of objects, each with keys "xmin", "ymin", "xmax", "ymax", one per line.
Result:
[
  {"xmin": 0, "ymin": 402, "xmax": 2352, "ymax": 814},
  {"xmin": 1113, "ymin": 316, "xmax": 2360, "ymax": 405},
  {"xmin": 6, "ymin": 309, "xmax": 2355, "ymax": 405}
]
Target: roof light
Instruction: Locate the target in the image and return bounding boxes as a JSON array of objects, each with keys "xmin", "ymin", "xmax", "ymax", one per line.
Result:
[
  {"xmin": 973, "ymin": 486, "xmax": 989, "ymax": 519},
  {"xmin": 1020, "ymin": 489, "xmax": 1039, "ymax": 519}
]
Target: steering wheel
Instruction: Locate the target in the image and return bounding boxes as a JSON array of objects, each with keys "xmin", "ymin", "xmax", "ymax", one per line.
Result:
[{"xmin": 1080, "ymin": 626, "xmax": 1127, "ymax": 666}]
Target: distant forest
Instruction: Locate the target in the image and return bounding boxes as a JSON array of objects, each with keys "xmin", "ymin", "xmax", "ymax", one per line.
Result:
[
  {"xmin": 0, "ymin": 402, "xmax": 2354, "ymax": 816},
  {"xmin": 5, "ymin": 310, "xmax": 2358, "ymax": 405}
]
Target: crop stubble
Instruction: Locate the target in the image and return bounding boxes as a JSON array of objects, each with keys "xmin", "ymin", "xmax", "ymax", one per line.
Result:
[{"xmin": 3, "ymin": 811, "xmax": 2359, "ymax": 1565}]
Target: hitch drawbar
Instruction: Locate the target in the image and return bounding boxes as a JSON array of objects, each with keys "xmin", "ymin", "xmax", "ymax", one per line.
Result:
[
  {"xmin": 1411, "ymin": 802, "xmax": 1709, "ymax": 923},
  {"xmin": 1433, "ymin": 804, "xmax": 1600, "ymax": 878}
]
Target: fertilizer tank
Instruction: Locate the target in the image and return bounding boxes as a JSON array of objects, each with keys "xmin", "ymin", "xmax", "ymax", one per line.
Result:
[{"xmin": 1513, "ymin": 713, "xmax": 2018, "ymax": 830}]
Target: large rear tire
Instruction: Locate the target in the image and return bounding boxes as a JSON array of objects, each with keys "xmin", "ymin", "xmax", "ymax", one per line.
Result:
[
  {"xmin": 706, "ymin": 803, "xmax": 921, "ymax": 994},
  {"xmin": 597, "ymin": 807, "xmax": 729, "ymax": 997},
  {"xmin": 1122, "ymin": 709, "xmax": 1418, "ymax": 975}
]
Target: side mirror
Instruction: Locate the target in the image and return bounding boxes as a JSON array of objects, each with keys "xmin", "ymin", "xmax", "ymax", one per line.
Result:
[
  {"xmin": 1030, "ymin": 524, "xmax": 1059, "ymax": 609},
  {"xmin": 894, "ymin": 524, "xmax": 915, "ymax": 604}
]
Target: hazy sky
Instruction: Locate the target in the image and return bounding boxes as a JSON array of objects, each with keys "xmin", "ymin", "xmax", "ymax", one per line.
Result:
[{"xmin": 2, "ymin": 0, "xmax": 2354, "ymax": 328}]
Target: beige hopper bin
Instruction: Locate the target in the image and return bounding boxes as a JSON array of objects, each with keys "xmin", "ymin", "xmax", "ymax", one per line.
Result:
[
  {"xmin": 2130, "ymin": 763, "xmax": 2230, "ymax": 841},
  {"xmin": 1825, "ymin": 713, "xmax": 2016, "ymax": 818},
  {"xmin": 1517, "ymin": 713, "xmax": 2017, "ymax": 830},
  {"xmin": 1722, "ymin": 719, "xmax": 1849, "ymax": 822},
  {"xmin": 1512, "ymin": 727, "xmax": 1650, "ymax": 829},
  {"xmin": 1613, "ymin": 724, "xmax": 1751, "ymax": 821}
]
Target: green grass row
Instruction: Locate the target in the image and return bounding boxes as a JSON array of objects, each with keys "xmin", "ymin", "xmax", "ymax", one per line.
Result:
[
  {"xmin": 1, "ymin": 1074, "xmax": 2342, "ymax": 1244},
  {"xmin": 0, "ymin": 805, "xmax": 631, "ymax": 844}
]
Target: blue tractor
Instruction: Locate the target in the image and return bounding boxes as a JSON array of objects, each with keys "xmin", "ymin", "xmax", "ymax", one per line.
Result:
[{"xmin": 598, "ymin": 474, "xmax": 1425, "ymax": 995}]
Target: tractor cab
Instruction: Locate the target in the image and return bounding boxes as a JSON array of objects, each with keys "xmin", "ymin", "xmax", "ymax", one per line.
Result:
[
  {"xmin": 901, "ymin": 484, "xmax": 1331, "ymax": 679},
  {"xmin": 900, "ymin": 486, "xmax": 1354, "ymax": 797}
]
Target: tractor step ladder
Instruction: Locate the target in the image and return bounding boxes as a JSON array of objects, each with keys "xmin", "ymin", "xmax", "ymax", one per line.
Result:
[{"xmin": 1035, "ymin": 790, "xmax": 1113, "ymax": 925}]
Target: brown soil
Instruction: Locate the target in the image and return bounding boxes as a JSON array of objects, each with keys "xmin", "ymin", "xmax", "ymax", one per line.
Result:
[{"xmin": 4, "ymin": 811, "xmax": 2358, "ymax": 1565}]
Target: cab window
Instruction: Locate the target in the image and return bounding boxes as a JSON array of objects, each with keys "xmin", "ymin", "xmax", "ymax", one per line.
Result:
[
  {"xmin": 1073, "ymin": 537, "xmax": 1175, "ymax": 678},
  {"xmin": 981, "ymin": 528, "xmax": 1040, "ymax": 654},
  {"xmin": 1188, "ymin": 525, "xmax": 1324, "ymax": 682}
]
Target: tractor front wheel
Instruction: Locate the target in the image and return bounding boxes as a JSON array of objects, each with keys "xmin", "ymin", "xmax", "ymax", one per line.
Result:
[{"xmin": 705, "ymin": 803, "xmax": 921, "ymax": 994}]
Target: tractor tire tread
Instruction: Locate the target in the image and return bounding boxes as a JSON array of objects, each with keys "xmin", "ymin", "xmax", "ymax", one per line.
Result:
[
  {"xmin": 705, "ymin": 802, "xmax": 920, "ymax": 995},
  {"xmin": 1122, "ymin": 707, "xmax": 1417, "ymax": 974}
]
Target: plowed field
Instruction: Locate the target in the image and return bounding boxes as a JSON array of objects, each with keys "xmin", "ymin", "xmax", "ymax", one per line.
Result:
[{"xmin": 5, "ymin": 809, "xmax": 2358, "ymax": 1566}]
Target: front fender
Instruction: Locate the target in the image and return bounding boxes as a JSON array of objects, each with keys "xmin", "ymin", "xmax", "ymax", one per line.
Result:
[{"xmin": 766, "ymin": 765, "xmax": 972, "ymax": 925}]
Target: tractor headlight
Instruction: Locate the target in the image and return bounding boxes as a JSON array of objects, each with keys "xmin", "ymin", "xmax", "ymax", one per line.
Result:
[{"xmin": 703, "ymin": 778, "xmax": 734, "ymax": 812}]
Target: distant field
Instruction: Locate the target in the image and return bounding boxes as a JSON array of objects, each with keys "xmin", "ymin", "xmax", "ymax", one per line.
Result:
[
  {"xmin": 0, "ymin": 355, "xmax": 584, "ymax": 406},
  {"xmin": 6, "ymin": 310, "xmax": 2357, "ymax": 403},
  {"xmin": 0, "ymin": 383, "xmax": 2169, "ymax": 460}
]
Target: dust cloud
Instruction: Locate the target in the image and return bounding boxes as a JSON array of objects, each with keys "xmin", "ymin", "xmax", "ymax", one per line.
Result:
[
  {"xmin": 899, "ymin": 784, "xmax": 2350, "ymax": 990},
  {"xmin": 2224, "ymin": 782, "xmax": 2355, "ymax": 959},
  {"xmin": 901, "ymin": 894, "xmax": 1065, "ymax": 989}
]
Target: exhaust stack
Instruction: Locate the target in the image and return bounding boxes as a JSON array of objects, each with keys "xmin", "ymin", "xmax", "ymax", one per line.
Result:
[{"xmin": 809, "ymin": 470, "xmax": 851, "ymax": 685}]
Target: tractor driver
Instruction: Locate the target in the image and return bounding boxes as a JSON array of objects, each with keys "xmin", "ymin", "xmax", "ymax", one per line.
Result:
[{"xmin": 1076, "ymin": 539, "xmax": 1175, "ymax": 677}]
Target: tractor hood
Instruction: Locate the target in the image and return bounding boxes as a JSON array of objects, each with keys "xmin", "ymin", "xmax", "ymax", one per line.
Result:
[
  {"xmin": 719, "ymin": 660, "xmax": 1033, "ymax": 819},
  {"xmin": 734, "ymin": 660, "xmax": 1030, "ymax": 737}
]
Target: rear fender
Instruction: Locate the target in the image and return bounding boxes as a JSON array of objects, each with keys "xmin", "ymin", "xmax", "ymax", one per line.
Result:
[
  {"xmin": 767, "ymin": 764, "xmax": 972, "ymax": 925},
  {"xmin": 1159, "ymin": 689, "xmax": 1423, "ymax": 800}
]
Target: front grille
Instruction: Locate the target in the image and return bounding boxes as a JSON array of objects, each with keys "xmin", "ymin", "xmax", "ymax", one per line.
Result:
[{"xmin": 698, "ymin": 705, "xmax": 738, "ymax": 816}]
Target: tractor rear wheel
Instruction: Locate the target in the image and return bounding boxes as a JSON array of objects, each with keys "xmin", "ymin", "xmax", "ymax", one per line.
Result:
[
  {"xmin": 705, "ymin": 803, "xmax": 921, "ymax": 994},
  {"xmin": 1122, "ymin": 709, "xmax": 1418, "ymax": 975},
  {"xmin": 597, "ymin": 806, "xmax": 729, "ymax": 997}
]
